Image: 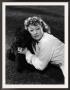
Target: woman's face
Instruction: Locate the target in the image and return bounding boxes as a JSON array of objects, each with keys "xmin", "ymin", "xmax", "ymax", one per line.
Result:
[{"xmin": 28, "ymin": 24, "xmax": 44, "ymax": 41}]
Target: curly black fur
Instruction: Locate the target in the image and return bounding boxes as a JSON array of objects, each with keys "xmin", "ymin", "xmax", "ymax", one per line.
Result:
[{"xmin": 7, "ymin": 27, "xmax": 36, "ymax": 72}]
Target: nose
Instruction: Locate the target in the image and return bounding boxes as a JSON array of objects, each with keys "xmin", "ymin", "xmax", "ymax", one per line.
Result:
[{"xmin": 33, "ymin": 30, "xmax": 37, "ymax": 35}]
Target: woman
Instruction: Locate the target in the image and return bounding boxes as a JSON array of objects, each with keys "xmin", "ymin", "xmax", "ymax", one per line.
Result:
[{"xmin": 18, "ymin": 16, "xmax": 64, "ymax": 76}]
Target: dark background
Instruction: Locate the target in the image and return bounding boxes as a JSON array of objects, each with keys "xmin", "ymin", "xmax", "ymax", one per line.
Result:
[
  {"xmin": 6, "ymin": 6, "xmax": 64, "ymax": 84},
  {"xmin": 6, "ymin": 6, "xmax": 64, "ymax": 50}
]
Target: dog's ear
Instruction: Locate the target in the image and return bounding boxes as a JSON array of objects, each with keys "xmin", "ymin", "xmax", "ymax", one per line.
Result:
[{"xmin": 7, "ymin": 48, "xmax": 16, "ymax": 61}]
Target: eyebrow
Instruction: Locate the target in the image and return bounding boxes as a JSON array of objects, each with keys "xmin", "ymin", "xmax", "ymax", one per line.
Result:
[{"xmin": 29, "ymin": 25, "xmax": 40, "ymax": 30}]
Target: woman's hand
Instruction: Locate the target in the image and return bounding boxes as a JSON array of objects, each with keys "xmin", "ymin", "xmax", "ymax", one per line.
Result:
[{"xmin": 18, "ymin": 47, "xmax": 27, "ymax": 55}]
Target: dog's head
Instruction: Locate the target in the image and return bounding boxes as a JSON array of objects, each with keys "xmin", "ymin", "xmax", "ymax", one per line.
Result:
[
  {"xmin": 16, "ymin": 29, "xmax": 34, "ymax": 48},
  {"xmin": 15, "ymin": 29, "xmax": 33, "ymax": 48}
]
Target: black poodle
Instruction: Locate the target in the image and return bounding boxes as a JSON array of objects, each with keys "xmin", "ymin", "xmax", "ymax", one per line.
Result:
[{"xmin": 7, "ymin": 27, "xmax": 36, "ymax": 73}]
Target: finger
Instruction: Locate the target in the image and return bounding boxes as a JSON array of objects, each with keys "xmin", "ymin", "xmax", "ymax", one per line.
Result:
[
  {"xmin": 18, "ymin": 49, "xmax": 22, "ymax": 52},
  {"xmin": 18, "ymin": 51, "xmax": 23, "ymax": 54},
  {"xmin": 18, "ymin": 47, "xmax": 22, "ymax": 50}
]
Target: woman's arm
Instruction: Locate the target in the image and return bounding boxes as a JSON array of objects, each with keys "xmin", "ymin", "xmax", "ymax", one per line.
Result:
[{"xmin": 25, "ymin": 44, "xmax": 52, "ymax": 71}]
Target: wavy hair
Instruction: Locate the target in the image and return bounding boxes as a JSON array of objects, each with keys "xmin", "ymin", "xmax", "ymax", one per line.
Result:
[{"xmin": 24, "ymin": 16, "xmax": 51, "ymax": 34}]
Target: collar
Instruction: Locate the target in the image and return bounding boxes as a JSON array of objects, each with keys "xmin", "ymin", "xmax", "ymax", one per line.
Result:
[{"xmin": 38, "ymin": 32, "xmax": 46, "ymax": 43}]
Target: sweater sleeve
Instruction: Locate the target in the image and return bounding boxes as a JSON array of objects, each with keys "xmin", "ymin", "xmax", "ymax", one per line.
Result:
[
  {"xmin": 25, "ymin": 42, "xmax": 53, "ymax": 71},
  {"xmin": 25, "ymin": 50, "xmax": 44, "ymax": 70}
]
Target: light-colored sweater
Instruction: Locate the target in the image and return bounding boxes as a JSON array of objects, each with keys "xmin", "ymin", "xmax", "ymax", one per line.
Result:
[{"xmin": 26, "ymin": 33, "xmax": 64, "ymax": 75}]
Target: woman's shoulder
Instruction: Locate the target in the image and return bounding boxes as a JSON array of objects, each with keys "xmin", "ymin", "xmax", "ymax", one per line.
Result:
[
  {"xmin": 43, "ymin": 33, "xmax": 55, "ymax": 42},
  {"xmin": 39, "ymin": 33, "xmax": 55, "ymax": 47},
  {"xmin": 43, "ymin": 33, "xmax": 64, "ymax": 46}
]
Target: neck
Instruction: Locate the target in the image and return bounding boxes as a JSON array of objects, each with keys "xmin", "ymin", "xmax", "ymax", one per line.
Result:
[{"xmin": 38, "ymin": 33, "xmax": 44, "ymax": 42}]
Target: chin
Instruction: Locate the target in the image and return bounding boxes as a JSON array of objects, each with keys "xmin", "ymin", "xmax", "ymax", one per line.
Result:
[{"xmin": 34, "ymin": 37, "xmax": 40, "ymax": 41}]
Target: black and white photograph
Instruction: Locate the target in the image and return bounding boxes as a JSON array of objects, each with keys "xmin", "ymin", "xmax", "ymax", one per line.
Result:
[{"xmin": 2, "ymin": 2, "xmax": 68, "ymax": 88}]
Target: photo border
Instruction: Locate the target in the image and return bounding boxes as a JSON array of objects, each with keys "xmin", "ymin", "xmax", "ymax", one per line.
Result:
[{"xmin": 2, "ymin": 2, "xmax": 68, "ymax": 89}]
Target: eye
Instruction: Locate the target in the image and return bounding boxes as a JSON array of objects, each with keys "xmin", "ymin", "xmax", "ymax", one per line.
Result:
[
  {"xmin": 36, "ymin": 28, "xmax": 40, "ymax": 30},
  {"xmin": 30, "ymin": 29, "xmax": 33, "ymax": 32}
]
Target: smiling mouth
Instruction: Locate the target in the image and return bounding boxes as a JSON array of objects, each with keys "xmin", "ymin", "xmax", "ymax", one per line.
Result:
[
  {"xmin": 34, "ymin": 36, "xmax": 39, "ymax": 38},
  {"xmin": 34, "ymin": 35, "xmax": 39, "ymax": 37}
]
